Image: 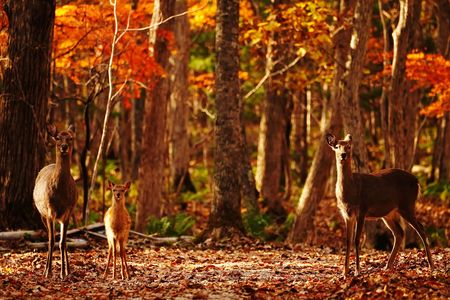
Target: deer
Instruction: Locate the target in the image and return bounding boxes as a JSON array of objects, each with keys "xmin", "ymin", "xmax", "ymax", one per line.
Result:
[
  {"xmin": 33, "ymin": 124, "xmax": 77, "ymax": 279},
  {"xmin": 103, "ymin": 181, "xmax": 132, "ymax": 280},
  {"xmin": 326, "ymin": 133, "xmax": 434, "ymax": 277}
]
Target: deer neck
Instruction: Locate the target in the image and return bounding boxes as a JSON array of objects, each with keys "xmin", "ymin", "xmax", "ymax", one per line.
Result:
[
  {"xmin": 54, "ymin": 153, "xmax": 72, "ymax": 179},
  {"xmin": 335, "ymin": 157, "xmax": 354, "ymax": 203}
]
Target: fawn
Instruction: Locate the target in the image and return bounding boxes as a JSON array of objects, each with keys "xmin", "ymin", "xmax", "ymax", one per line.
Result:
[
  {"xmin": 326, "ymin": 133, "xmax": 434, "ymax": 277},
  {"xmin": 103, "ymin": 181, "xmax": 132, "ymax": 280},
  {"xmin": 33, "ymin": 124, "xmax": 77, "ymax": 279}
]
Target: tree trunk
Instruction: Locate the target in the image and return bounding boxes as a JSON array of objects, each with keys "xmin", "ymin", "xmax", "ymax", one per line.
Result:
[
  {"xmin": 0, "ymin": 0, "xmax": 55, "ymax": 230},
  {"xmin": 288, "ymin": 0, "xmax": 353, "ymax": 244},
  {"xmin": 435, "ymin": 0, "xmax": 450, "ymax": 182},
  {"xmin": 135, "ymin": 0, "xmax": 175, "ymax": 232},
  {"xmin": 240, "ymin": 114, "xmax": 259, "ymax": 215},
  {"xmin": 169, "ymin": 0, "xmax": 195, "ymax": 197},
  {"xmin": 339, "ymin": 0, "xmax": 374, "ymax": 173},
  {"xmin": 255, "ymin": 0, "xmax": 290, "ymax": 219},
  {"xmin": 201, "ymin": 0, "xmax": 245, "ymax": 240},
  {"xmin": 291, "ymin": 90, "xmax": 309, "ymax": 185},
  {"xmin": 388, "ymin": 0, "xmax": 421, "ymax": 170}
]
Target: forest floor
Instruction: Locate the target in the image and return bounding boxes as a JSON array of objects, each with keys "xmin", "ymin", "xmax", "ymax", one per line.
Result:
[{"xmin": 0, "ymin": 197, "xmax": 449, "ymax": 299}]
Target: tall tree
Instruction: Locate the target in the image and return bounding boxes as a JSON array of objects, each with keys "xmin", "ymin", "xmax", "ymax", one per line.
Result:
[
  {"xmin": 387, "ymin": 0, "xmax": 421, "ymax": 170},
  {"xmin": 433, "ymin": 0, "xmax": 450, "ymax": 181},
  {"xmin": 288, "ymin": 0, "xmax": 354, "ymax": 244},
  {"xmin": 169, "ymin": 0, "xmax": 196, "ymax": 196},
  {"xmin": 255, "ymin": 0, "xmax": 290, "ymax": 219},
  {"xmin": 200, "ymin": 0, "xmax": 245, "ymax": 239},
  {"xmin": 339, "ymin": 0, "xmax": 374, "ymax": 172},
  {"xmin": 0, "ymin": 0, "xmax": 55, "ymax": 229},
  {"xmin": 135, "ymin": 0, "xmax": 175, "ymax": 232}
]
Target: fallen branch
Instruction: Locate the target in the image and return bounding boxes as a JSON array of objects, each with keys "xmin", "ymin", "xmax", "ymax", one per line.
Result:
[
  {"xmin": 27, "ymin": 238, "xmax": 88, "ymax": 249},
  {"xmin": 0, "ymin": 230, "xmax": 44, "ymax": 240}
]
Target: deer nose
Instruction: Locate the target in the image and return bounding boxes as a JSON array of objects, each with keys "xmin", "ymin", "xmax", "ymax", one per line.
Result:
[
  {"xmin": 340, "ymin": 153, "xmax": 347, "ymax": 160},
  {"xmin": 61, "ymin": 144, "xmax": 68, "ymax": 152},
  {"xmin": 115, "ymin": 192, "xmax": 121, "ymax": 198}
]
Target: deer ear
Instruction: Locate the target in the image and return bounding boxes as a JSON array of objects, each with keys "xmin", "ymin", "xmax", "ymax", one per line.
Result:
[
  {"xmin": 344, "ymin": 134, "xmax": 352, "ymax": 142},
  {"xmin": 47, "ymin": 124, "xmax": 57, "ymax": 138},
  {"xmin": 326, "ymin": 133, "xmax": 337, "ymax": 148},
  {"xmin": 67, "ymin": 124, "xmax": 75, "ymax": 134},
  {"xmin": 108, "ymin": 181, "xmax": 114, "ymax": 189},
  {"xmin": 124, "ymin": 181, "xmax": 131, "ymax": 190}
]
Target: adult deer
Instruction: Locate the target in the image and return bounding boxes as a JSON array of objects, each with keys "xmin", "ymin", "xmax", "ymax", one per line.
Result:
[
  {"xmin": 33, "ymin": 124, "xmax": 77, "ymax": 279},
  {"xmin": 326, "ymin": 133, "xmax": 433, "ymax": 276}
]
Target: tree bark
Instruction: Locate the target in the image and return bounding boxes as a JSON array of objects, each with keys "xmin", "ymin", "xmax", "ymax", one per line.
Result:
[
  {"xmin": 135, "ymin": 0, "xmax": 175, "ymax": 232},
  {"xmin": 339, "ymin": 0, "xmax": 374, "ymax": 173},
  {"xmin": 255, "ymin": 0, "xmax": 290, "ymax": 219},
  {"xmin": 435, "ymin": 0, "xmax": 450, "ymax": 182},
  {"xmin": 169, "ymin": 0, "xmax": 195, "ymax": 196},
  {"xmin": 388, "ymin": 0, "xmax": 421, "ymax": 170},
  {"xmin": 201, "ymin": 0, "xmax": 245, "ymax": 240},
  {"xmin": 288, "ymin": 0, "xmax": 353, "ymax": 244},
  {"xmin": 0, "ymin": 0, "xmax": 55, "ymax": 230}
]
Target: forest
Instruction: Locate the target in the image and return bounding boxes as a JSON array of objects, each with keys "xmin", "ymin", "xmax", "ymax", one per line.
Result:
[{"xmin": 0, "ymin": 0, "xmax": 449, "ymax": 298}]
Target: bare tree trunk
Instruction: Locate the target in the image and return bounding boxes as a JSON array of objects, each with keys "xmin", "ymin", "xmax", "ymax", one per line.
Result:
[
  {"xmin": 0, "ymin": 0, "xmax": 54, "ymax": 230},
  {"xmin": 131, "ymin": 92, "xmax": 144, "ymax": 181},
  {"xmin": 255, "ymin": 0, "xmax": 290, "ymax": 219},
  {"xmin": 291, "ymin": 90, "xmax": 309, "ymax": 185},
  {"xmin": 200, "ymin": 0, "xmax": 245, "ymax": 240},
  {"xmin": 169, "ymin": 0, "xmax": 195, "ymax": 196},
  {"xmin": 378, "ymin": 0, "xmax": 392, "ymax": 168},
  {"xmin": 135, "ymin": 0, "xmax": 175, "ymax": 232},
  {"xmin": 339, "ymin": 0, "xmax": 374, "ymax": 173},
  {"xmin": 388, "ymin": 0, "xmax": 421, "ymax": 170},
  {"xmin": 435, "ymin": 0, "xmax": 450, "ymax": 181},
  {"xmin": 288, "ymin": 0, "xmax": 353, "ymax": 244}
]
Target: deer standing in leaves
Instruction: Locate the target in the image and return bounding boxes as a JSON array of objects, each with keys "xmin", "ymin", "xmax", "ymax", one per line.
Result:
[
  {"xmin": 103, "ymin": 181, "xmax": 131, "ymax": 280},
  {"xmin": 33, "ymin": 124, "xmax": 77, "ymax": 279},
  {"xmin": 326, "ymin": 133, "xmax": 434, "ymax": 277}
]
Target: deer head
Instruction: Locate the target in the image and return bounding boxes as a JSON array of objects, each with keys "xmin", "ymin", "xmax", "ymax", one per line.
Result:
[
  {"xmin": 108, "ymin": 181, "xmax": 131, "ymax": 201},
  {"xmin": 47, "ymin": 124, "xmax": 75, "ymax": 157},
  {"xmin": 326, "ymin": 133, "xmax": 352, "ymax": 163}
]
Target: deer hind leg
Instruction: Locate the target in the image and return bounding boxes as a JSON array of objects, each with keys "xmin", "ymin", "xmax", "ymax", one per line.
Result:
[
  {"xmin": 399, "ymin": 209, "xmax": 434, "ymax": 270},
  {"xmin": 344, "ymin": 216, "xmax": 356, "ymax": 277},
  {"xmin": 382, "ymin": 213, "xmax": 404, "ymax": 269},
  {"xmin": 103, "ymin": 240, "xmax": 113, "ymax": 279},
  {"xmin": 354, "ymin": 214, "xmax": 366, "ymax": 276},
  {"xmin": 121, "ymin": 240, "xmax": 130, "ymax": 279},
  {"xmin": 44, "ymin": 218, "xmax": 55, "ymax": 278}
]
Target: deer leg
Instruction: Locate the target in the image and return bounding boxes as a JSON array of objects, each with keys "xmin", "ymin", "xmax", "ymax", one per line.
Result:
[
  {"xmin": 118, "ymin": 241, "xmax": 125, "ymax": 280},
  {"xmin": 112, "ymin": 239, "xmax": 117, "ymax": 279},
  {"xmin": 60, "ymin": 220, "xmax": 70, "ymax": 279},
  {"xmin": 382, "ymin": 215, "xmax": 404, "ymax": 269},
  {"xmin": 123, "ymin": 244, "xmax": 130, "ymax": 279},
  {"xmin": 44, "ymin": 219, "xmax": 55, "ymax": 278},
  {"xmin": 344, "ymin": 217, "xmax": 356, "ymax": 277},
  {"xmin": 103, "ymin": 241, "xmax": 112, "ymax": 279},
  {"xmin": 354, "ymin": 214, "xmax": 365, "ymax": 276},
  {"xmin": 400, "ymin": 213, "xmax": 434, "ymax": 270},
  {"xmin": 120, "ymin": 240, "xmax": 130, "ymax": 280}
]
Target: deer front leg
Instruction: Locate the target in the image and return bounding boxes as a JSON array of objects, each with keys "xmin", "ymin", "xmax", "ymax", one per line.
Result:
[
  {"xmin": 44, "ymin": 219, "xmax": 55, "ymax": 278},
  {"xmin": 354, "ymin": 214, "xmax": 366, "ymax": 276},
  {"xmin": 103, "ymin": 242, "xmax": 112, "ymax": 279},
  {"xmin": 344, "ymin": 217, "xmax": 356, "ymax": 277},
  {"xmin": 112, "ymin": 240, "xmax": 117, "ymax": 279}
]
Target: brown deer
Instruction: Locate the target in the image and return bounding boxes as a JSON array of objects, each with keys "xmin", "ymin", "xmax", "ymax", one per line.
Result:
[
  {"xmin": 326, "ymin": 133, "xmax": 434, "ymax": 277},
  {"xmin": 103, "ymin": 181, "xmax": 131, "ymax": 280},
  {"xmin": 33, "ymin": 124, "xmax": 77, "ymax": 279}
]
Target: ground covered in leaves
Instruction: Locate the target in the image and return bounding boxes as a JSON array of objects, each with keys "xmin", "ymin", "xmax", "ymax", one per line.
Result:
[
  {"xmin": 0, "ymin": 197, "xmax": 449, "ymax": 299},
  {"xmin": 0, "ymin": 236, "xmax": 449, "ymax": 299}
]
